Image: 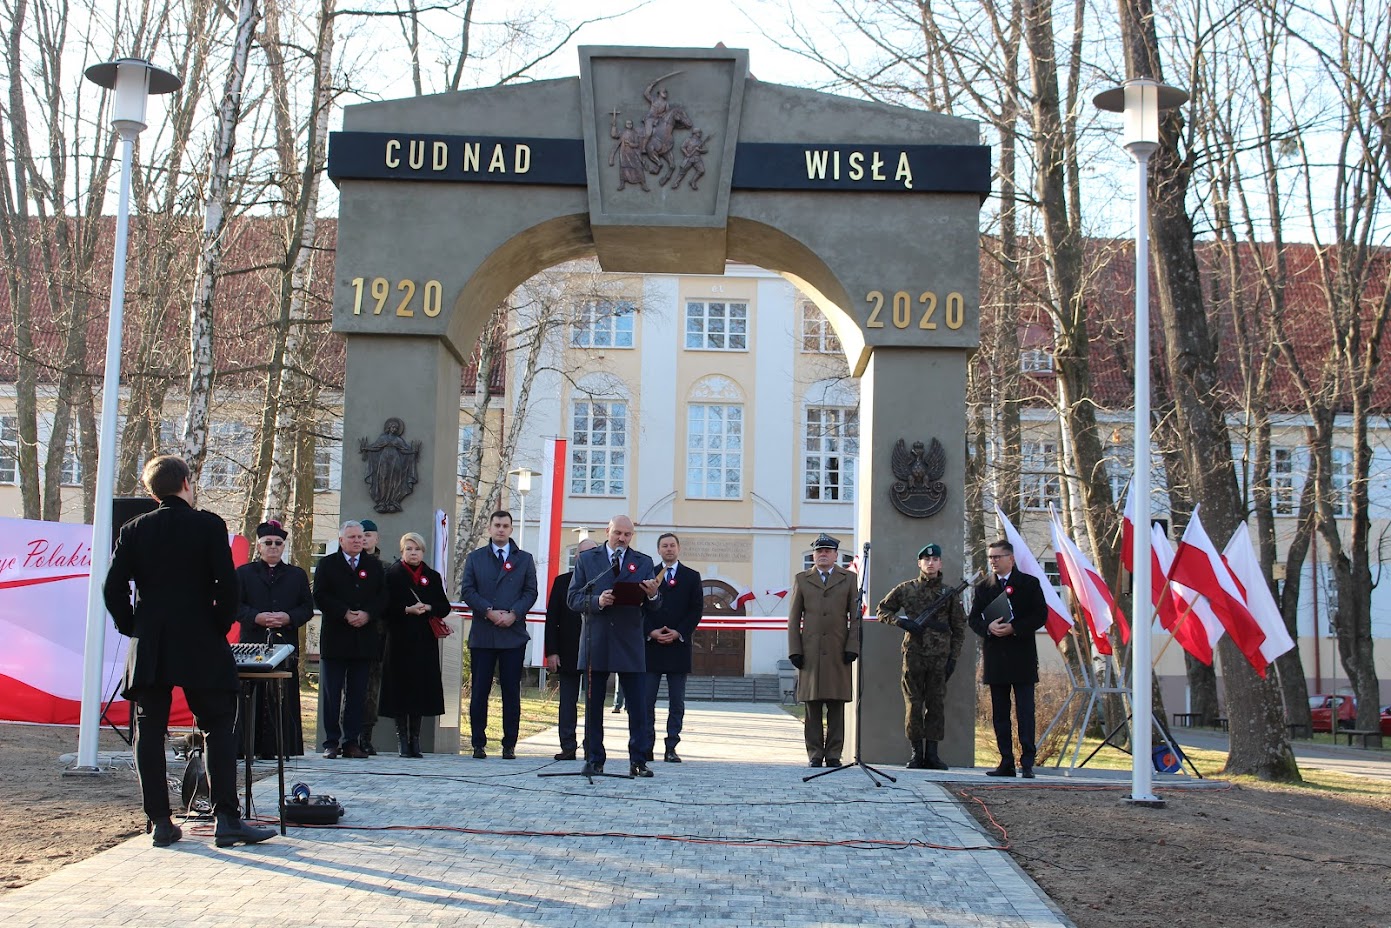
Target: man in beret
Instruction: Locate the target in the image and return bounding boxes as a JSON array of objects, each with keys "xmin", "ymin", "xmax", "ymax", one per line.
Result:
[
  {"xmin": 786, "ymin": 533, "xmax": 861, "ymax": 767},
  {"xmin": 876, "ymin": 542, "xmax": 967, "ymax": 769}
]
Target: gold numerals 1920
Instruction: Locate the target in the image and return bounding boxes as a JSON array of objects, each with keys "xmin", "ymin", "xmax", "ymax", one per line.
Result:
[
  {"xmin": 350, "ymin": 276, "xmax": 444, "ymax": 317},
  {"xmin": 864, "ymin": 290, "xmax": 966, "ymax": 330}
]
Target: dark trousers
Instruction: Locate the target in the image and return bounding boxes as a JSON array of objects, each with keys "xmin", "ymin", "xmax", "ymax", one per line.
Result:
[
  {"xmin": 645, "ymin": 671, "xmax": 689, "ymax": 751},
  {"xmin": 320, "ymin": 658, "xmax": 371, "ymax": 749},
  {"xmin": 555, "ymin": 670, "xmax": 581, "ymax": 753},
  {"xmin": 361, "ymin": 657, "xmax": 383, "ymax": 743},
  {"xmin": 583, "ymin": 670, "xmax": 651, "ymax": 765},
  {"xmin": 803, "ymin": 699, "xmax": 846, "ymax": 762},
  {"xmin": 470, "ymin": 645, "xmax": 526, "ymax": 749},
  {"xmin": 135, "ymin": 685, "xmax": 239, "ymax": 820},
  {"xmin": 989, "ymin": 682, "xmax": 1037, "ymax": 766}
]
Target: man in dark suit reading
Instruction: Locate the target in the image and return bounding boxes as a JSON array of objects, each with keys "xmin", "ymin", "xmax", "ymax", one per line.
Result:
[
  {"xmin": 643, "ymin": 533, "xmax": 703, "ymax": 763},
  {"xmin": 103, "ymin": 455, "xmax": 274, "ymax": 848},
  {"xmin": 460, "ymin": 510, "xmax": 539, "ymax": 759},
  {"xmin": 567, "ymin": 515, "xmax": 662, "ymax": 777},
  {"xmin": 968, "ymin": 539, "xmax": 1048, "ymax": 778}
]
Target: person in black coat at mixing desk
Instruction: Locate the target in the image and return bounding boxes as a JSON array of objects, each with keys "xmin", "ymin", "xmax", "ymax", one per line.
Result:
[
  {"xmin": 235, "ymin": 519, "xmax": 314, "ymax": 757},
  {"xmin": 379, "ymin": 532, "xmax": 453, "ymax": 757}
]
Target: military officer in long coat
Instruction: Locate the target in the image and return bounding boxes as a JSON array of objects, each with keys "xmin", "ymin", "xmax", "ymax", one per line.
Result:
[{"xmin": 787, "ymin": 533, "xmax": 861, "ymax": 767}]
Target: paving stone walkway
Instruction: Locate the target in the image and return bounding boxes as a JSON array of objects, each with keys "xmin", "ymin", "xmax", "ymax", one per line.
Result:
[{"xmin": 1, "ymin": 703, "xmax": 1074, "ymax": 927}]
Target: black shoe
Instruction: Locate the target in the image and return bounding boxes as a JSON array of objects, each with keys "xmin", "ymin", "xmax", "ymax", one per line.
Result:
[
  {"xmin": 611, "ymin": 706, "xmax": 621, "ymax": 714},
  {"xmin": 151, "ymin": 819, "xmax": 182, "ymax": 848},
  {"xmin": 359, "ymin": 738, "xmax": 377, "ymax": 756},
  {"xmin": 826, "ymin": 758, "xmax": 842, "ymax": 767},
  {"xmin": 323, "ymin": 745, "xmax": 341, "ymax": 759},
  {"xmin": 808, "ymin": 758, "xmax": 824, "ymax": 768},
  {"xmin": 214, "ymin": 816, "xmax": 276, "ymax": 848},
  {"xmin": 1021, "ymin": 766, "xmax": 1036, "ymax": 779},
  {"xmin": 502, "ymin": 747, "xmax": 517, "ymax": 760},
  {"xmin": 924, "ymin": 741, "xmax": 949, "ymax": 771},
  {"xmin": 663, "ymin": 750, "xmax": 682, "ymax": 763},
  {"xmin": 580, "ymin": 761, "xmax": 604, "ymax": 776},
  {"xmin": 986, "ymin": 763, "xmax": 1017, "ymax": 777},
  {"xmin": 554, "ymin": 749, "xmax": 577, "ymax": 761},
  {"xmin": 630, "ymin": 761, "xmax": 654, "ymax": 778},
  {"xmin": 472, "ymin": 747, "xmax": 487, "ymax": 759}
]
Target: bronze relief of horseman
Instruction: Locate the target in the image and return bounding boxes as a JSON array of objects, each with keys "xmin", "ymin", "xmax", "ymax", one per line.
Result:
[{"xmin": 637, "ymin": 72, "xmax": 694, "ymax": 186}]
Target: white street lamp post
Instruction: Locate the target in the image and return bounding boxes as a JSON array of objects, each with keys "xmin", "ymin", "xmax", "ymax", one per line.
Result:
[
  {"xmin": 509, "ymin": 468, "xmax": 536, "ymax": 553},
  {"xmin": 72, "ymin": 59, "xmax": 182, "ymax": 773},
  {"xmin": 1094, "ymin": 77, "xmax": 1187, "ymax": 807}
]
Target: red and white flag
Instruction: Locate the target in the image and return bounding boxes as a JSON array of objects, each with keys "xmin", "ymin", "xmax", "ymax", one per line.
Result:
[
  {"xmin": 1170, "ymin": 506, "xmax": 1268, "ymax": 676},
  {"xmin": 1222, "ymin": 523, "xmax": 1296, "ymax": 663},
  {"xmin": 1048, "ymin": 508, "xmax": 1130, "ymax": 655},
  {"xmin": 995, "ymin": 506, "xmax": 1073, "ymax": 644},
  {"xmin": 1149, "ymin": 524, "xmax": 1221, "ymax": 665}
]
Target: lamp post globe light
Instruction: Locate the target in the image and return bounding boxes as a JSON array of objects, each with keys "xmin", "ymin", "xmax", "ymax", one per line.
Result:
[
  {"xmin": 72, "ymin": 59, "xmax": 182, "ymax": 774},
  {"xmin": 508, "ymin": 468, "xmax": 536, "ymax": 553},
  {"xmin": 1093, "ymin": 78, "xmax": 1187, "ymax": 806}
]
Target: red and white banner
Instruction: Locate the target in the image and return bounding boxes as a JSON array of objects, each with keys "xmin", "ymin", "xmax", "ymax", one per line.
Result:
[
  {"xmin": 0, "ymin": 516, "xmax": 249, "ymax": 726},
  {"xmin": 1171, "ymin": 506, "xmax": 1269, "ymax": 676}
]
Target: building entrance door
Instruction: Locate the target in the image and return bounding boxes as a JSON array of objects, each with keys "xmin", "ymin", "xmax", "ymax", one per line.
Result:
[{"xmin": 691, "ymin": 579, "xmax": 745, "ymax": 676}]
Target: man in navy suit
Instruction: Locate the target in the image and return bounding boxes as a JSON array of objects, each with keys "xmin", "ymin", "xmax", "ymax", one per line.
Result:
[
  {"xmin": 460, "ymin": 510, "xmax": 539, "ymax": 759},
  {"xmin": 567, "ymin": 514, "xmax": 662, "ymax": 777},
  {"xmin": 968, "ymin": 539, "xmax": 1048, "ymax": 778},
  {"xmin": 644, "ymin": 533, "xmax": 703, "ymax": 763}
]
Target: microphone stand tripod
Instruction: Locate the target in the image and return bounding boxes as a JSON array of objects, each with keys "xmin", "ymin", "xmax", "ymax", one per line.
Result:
[
  {"xmin": 804, "ymin": 541, "xmax": 896, "ymax": 787},
  {"xmin": 539, "ymin": 557, "xmax": 633, "ymax": 782}
]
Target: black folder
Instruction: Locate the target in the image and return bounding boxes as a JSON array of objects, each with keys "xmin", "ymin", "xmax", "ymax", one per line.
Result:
[
  {"xmin": 611, "ymin": 581, "xmax": 648, "ymax": 606},
  {"xmin": 983, "ymin": 590, "xmax": 1014, "ymax": 624}
]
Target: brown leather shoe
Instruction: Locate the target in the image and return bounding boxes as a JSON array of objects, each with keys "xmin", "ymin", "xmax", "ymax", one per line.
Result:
[{"xmin": 340, "ymin": 742, "xmax": 369, "ymax": 759}]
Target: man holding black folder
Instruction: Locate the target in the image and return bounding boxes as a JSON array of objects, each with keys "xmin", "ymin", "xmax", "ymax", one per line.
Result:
[
  {"xmin": 567, "ymin": 515, "xmax": 662, "ymax": 777},
  {"xmin": 968, "ymin": 540, "xmax": 1047, "ymax": 778}
]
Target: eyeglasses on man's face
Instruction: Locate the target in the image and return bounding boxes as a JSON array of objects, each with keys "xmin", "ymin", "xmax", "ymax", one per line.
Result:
[
  {"xmin": 260, "ymin": 539, "xmax": 284, "ymax": 547},
  {"xmin": 986, "ymin": 553, "xmax": 1011, "ymax": 561}
]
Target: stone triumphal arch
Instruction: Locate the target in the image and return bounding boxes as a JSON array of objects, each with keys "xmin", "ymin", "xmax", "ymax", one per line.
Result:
[{"xmin": 327, "ymin": 46, "xmax": 990, "ymax": 765}]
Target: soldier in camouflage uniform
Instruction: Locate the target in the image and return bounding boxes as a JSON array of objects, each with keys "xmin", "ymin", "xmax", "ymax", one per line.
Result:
[{"xmin": 875, "ymin": 543, "xmax": 966, "ymax": 770}]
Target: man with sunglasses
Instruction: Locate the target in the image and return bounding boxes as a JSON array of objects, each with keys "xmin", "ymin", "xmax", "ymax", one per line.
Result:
[{"xmin": 968, "ymin": 540, "xmax": 1047, "ymax": 778}]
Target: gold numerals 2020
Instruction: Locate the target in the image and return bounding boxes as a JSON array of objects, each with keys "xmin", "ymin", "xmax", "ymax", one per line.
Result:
[
  {"xmin": 864, "ymin": 290, "xmax": 966, "ymax": 330},
  {"xmin": 350, "ymin": 277, "xmax": 444, "ymax": 317}
]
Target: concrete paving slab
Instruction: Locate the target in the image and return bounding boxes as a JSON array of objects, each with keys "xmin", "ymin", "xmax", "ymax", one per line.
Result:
[{"xmin": 3, "ymin": 703, "xmax": 1075, "ymax": 927}]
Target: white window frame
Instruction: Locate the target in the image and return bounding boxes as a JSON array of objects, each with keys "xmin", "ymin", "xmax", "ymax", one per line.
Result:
[
  {"xmin": 1272, "ymin": 446, "xmax": 1297, "ymax": 516},
  {"xmin": 802, "ymin": 551, "xmax": 856, "ymax": 571},
  {"xmin": 571, "ymin": 300, "xmax": 636, "ymax": 349},
  {"xmin": 202, "ymin": 423, "xmax": 251, "ymax": 490},
  {"xmin": 570, "ymin": 400, "xmax": 628, "ymax": 497},
  {"xmin": 803, "ymin": 406, "xmax": 858, "ymax": 502},
  {"xmin": 456, "ymin": 424, "xmax": 479, "ymax": 495},
  {"xmin": 686, "ymin": 403, "xmax": 744, "ymax": 499},
  {"xmin": 1020, "ymin": 348, "xmax": 1055, "ymax": 373},
  {"xmin": 800, "ymin": 303, "xmax": 841, "ymax": 354},
  {"xmin": 1020, "ymin": 440, "xmax": 1061, "ymax": 511},
  {"xmin": 685, "ymin": 300, "xmax": 749, "ymax": 351},
  {"xmin": 0, "ymin": 415, "xmax": 17, "ymax": 485},
  {"xmin": 60, "ymin": 430, "xmax": 83, "ymax": 486},
  {"xmin": 1331, "ymin": 447, "xmax": 1353, "ymax": 517}
]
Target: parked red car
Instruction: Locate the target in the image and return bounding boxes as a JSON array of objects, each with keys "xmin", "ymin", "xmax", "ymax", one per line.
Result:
[
  {"xmin": 1309, "ymin": 694, "xmax": 1356, "ymax": 733},
  {"xmin": 1380, "ymin": 706, "xmax": 1391, "ymax": 737}
]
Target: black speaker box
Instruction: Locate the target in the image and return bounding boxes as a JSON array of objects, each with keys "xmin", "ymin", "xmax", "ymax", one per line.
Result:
[{"xmin": 283, "ymin": 798, "xmax": 345, "ymax": 824}]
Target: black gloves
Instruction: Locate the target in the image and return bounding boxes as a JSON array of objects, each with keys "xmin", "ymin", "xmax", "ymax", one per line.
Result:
[
  {"xmin": 843, "ymin": 651, "xmax": 857, "ymax": 664},
  {"xmin": 789, "ymin": 654, "xmax": 804, "ymax": 670},
  {"xmin": 944, "ymin": 657, "xmax": 957, "ymax": 680}
]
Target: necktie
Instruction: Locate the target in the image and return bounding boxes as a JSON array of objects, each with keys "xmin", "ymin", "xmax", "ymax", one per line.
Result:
[
  {"xmin": 349, "ymin": 556, "xmax": 358, "ymax": 570},
  {"xmin": 612, "ymin": 550, "xmax": 622, "ymax": 574},
  {"xmin": 666, "ymin": 567, "xmax": 675, "ymax": 583},
  {"xmin": 497, "ymin": 548, "xmax": 506, "ymax": 568},
  {"xmin": 820, "ymin": 571, "xmax": 828, "ymax": 585}
]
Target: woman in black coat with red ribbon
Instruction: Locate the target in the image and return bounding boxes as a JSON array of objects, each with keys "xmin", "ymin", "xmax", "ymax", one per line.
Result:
[
  {"xmin": 235, "ymin": 521, "xmax": 315, "ymax": 756},
  {"xmin": 379, "ymin": 532, "xmax": 452, "ymax": 757}
]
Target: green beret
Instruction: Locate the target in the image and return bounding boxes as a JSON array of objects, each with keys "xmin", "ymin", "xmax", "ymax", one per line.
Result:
[{"xmin": 917, "ymin": 543, "xmax": 942, "ymax": 559}]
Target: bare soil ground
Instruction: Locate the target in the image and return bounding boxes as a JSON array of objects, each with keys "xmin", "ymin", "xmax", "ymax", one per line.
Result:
[{"xmin": 5, "ymin": 720, "xmax": 1391, "ymax": 928}]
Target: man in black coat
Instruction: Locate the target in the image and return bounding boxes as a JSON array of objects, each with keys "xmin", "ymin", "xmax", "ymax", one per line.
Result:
[
  {"xmin": 543, "ymin": 537, "xmax": 597, "ymax": 760},
  {"xmin": 643, "ymin": 533, "xmax": 703, "ymax": 763},
  {"xmin": 313, "ymin": 520, "xmax": 388, "ymax": 759},
  {"xmin": 102, "ymin": 455, "xmax": 274, "ymax": 848},
  {"xmin": 967, "ymin": 539, "xmax": 1048, "ymax": 778},
  {"xmin": 566, "ymin": 515, "xmax": 662, "ymax": 777}
]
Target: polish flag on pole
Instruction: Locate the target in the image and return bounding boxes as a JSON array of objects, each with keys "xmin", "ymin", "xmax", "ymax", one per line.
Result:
[
  {"xmin": 1149, "ymin": 524, "xmax": 1220, "ymax": 665},
  {"xmin": 1170, "ymin": 506, "xmax": 1269, "ymax": 676},
  {"xmin": 994, "ymin": 506, "xmax": 1073, "ymax": 644},
  {"xmin": 1222, "ymin": 523, "xmax": 1296, "ymax": 663},
  {"xmin": 1048, "ymin": 508, "xmax": 1131, "ymax": 654}
]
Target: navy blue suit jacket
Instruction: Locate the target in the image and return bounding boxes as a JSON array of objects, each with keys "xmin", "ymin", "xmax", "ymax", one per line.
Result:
[
  {"xmin": 644, "ymin": 562, "xmax": 703, "ymax": 674},
  {"xmin": 567, "ymin": 545, "xmax": 661, "ymax": 673},
  {"xmin": 460, "ymin": 543, "xmax": 538, "ymax": 649}
]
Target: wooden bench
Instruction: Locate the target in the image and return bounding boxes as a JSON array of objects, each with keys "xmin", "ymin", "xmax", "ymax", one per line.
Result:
[
  {"xmin": 1337, "ymin": 729, "xmax": 1383, "ymax": 749},
  {"xmin": 1172, "ymin": 712, "xmax": 1203, "ymax": 728},
  {"xmin": 1215, "ymin": 717, "xmax": 1229, "ymax": 732}
]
